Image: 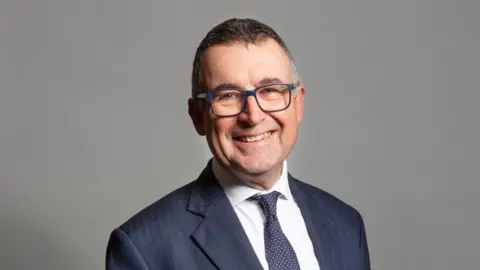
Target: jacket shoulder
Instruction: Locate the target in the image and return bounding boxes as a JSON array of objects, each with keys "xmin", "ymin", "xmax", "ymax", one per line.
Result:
[{"xmin": 117, "ymin": 180, "xmax": 200, "ymax": 239}]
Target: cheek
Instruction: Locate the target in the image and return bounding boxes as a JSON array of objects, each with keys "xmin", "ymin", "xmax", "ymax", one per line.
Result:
[
  {"xmin": 209, "ymin": 118, "xmax": 234, "ymax": 142},
  {"xmin": 275, "ymin": 110, "xmax": 299, "ymax": 140},
  {"xmin": 208, "ymin": 118, "xmax": 237, "ymax": 160},
  {"xmin": 276, "ymin": 109, "xmax": 297, "ymax": 128}
]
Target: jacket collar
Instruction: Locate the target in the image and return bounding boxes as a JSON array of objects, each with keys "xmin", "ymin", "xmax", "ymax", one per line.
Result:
[
  {"xmin": 187, "ymin": 160, "xmax": 263, "ymax": 270},
  {"xmin": 187, "ymin": 160, "xmax": 344, "ymax": 270},
  {"xmin": 289, "ymin": 173, "xmax": 345, "ymax": 270}
]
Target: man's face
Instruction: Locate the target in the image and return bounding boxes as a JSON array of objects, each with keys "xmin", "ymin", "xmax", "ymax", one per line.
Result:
[{"xmin": 189, "ymin": 39, "xmax": 305, "ymax": 178}]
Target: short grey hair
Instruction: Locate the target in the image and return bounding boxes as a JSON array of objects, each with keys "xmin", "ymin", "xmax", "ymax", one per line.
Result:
[{"xmin": 191, "ymin": 18, "xmax": 300, "ymax": 98}]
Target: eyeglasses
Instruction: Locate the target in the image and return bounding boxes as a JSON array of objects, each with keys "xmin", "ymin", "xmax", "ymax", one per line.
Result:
[{"xmin": 195, "ymin": 81, "xmax": 301, "ymax": 117}]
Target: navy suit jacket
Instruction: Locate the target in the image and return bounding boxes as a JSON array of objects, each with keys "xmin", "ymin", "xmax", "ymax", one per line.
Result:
[{"xmin": 106, "ymin": 162, "xmax": 370, "ymax": 269}]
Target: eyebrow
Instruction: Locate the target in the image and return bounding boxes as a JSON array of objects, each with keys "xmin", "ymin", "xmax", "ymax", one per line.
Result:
[
  {"xmin": 258, "ymin": 77, "xmax": 283, "ymax": 85},
  {"xmin": 211, "ymin": 77, "xmax": 284, "ymax": 91},
  {"xmin": 211, "ymin": 82, "xmax": 242, "ymax": 91}
]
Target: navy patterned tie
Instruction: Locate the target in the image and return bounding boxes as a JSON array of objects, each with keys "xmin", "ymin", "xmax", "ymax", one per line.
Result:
[{"xmin": 250, "ymin": 191, "xmax": 301, "ymax": 270}]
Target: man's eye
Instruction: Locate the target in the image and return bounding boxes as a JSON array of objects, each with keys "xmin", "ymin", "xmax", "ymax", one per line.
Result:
[
  {"xmin": 264, "ymin": 88, "xmax": 280, "ymax": 93},
  {"xmin": 261, "ymin": 87, "xmax": 285, "ymax": 95},
  {"xmin": 221, "ymin": 93, "xmax": 236, "ymax": 99},
  {"xmin": 215, "ymin": 92, "xmax": 241, "ymax": 101}
]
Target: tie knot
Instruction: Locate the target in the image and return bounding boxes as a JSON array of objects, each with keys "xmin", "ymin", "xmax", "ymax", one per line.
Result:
[{"xmin": 250, "ymin": 191, "xmax": 281, "ymax": 219}]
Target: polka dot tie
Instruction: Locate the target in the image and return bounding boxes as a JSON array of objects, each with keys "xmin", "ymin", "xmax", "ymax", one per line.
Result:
[{"xmin": 250, "ymin": 191, "xmax": 301, "ymax": 270}]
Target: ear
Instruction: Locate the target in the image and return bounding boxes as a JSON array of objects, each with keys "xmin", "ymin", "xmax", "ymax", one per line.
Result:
[
  {"xmin": 188, "ymin": 98, "xmax": 206, "ymax": 136},
  {"xmin": 295, "ymin": 85, "xmax": 306, "ymax": 124}
]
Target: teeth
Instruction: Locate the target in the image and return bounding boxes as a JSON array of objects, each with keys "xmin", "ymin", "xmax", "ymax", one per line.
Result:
[{"xmin": 238, "ymin": 131, "xmax": 272, "ymax": 142}]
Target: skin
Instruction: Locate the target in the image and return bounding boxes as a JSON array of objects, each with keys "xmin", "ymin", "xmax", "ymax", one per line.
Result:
[{"xmin": 188, "ymin": 38, "xmax": 305, "ymax": 190}]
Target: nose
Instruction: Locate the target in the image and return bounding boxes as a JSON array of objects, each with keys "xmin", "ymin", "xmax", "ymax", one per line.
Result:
[{"xmin": 237, "ymin": 95, "xmax": 266, "ymax": 126}]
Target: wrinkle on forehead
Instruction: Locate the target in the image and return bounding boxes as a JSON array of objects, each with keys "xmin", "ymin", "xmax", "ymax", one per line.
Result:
[{"xmin": 202, "ymin": 39, "xmax": 293, "ymax": 89}]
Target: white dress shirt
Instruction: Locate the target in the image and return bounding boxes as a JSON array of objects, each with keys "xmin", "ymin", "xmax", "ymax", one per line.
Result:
[{"xmin": 212, "ymin": 159, "xmax": 320, "ymax": 270}]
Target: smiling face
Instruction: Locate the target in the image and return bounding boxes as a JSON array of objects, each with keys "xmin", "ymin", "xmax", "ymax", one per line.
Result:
[{"xmin": 189, "ymin": 38, "xmax": 305, "ymax": 187}]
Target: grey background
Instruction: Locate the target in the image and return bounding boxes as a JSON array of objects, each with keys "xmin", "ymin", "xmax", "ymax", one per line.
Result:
[{"xmin": 1, "ymin": 0, "xmax": 478, "ymax": 269}]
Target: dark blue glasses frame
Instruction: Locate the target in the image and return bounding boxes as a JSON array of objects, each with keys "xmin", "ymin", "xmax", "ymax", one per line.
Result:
[{"xmin": 195, "ymin": 81, "xmax": 301, "ymax": 117}]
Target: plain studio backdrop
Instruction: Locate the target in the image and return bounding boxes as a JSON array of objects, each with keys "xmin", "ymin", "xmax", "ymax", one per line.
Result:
[{"xmin": 1, "ymin": 0, "xmax": 478, "ymax": 269}]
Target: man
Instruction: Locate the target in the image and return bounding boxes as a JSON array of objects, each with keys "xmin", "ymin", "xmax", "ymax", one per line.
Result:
[{"xmin": 106, "ymin": 18, "xmax": 370, "ymax": 270}]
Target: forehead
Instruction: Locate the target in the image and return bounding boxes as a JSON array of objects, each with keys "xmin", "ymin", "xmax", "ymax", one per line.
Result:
[{"xmin": 202, "ymin": 39, "xmax": 293, "ymax": 88}]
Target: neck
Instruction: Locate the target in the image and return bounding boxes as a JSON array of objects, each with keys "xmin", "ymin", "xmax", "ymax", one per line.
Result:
[{"xmin": 225, "ymin": 161, "xmax": 285, "ymax": 191}]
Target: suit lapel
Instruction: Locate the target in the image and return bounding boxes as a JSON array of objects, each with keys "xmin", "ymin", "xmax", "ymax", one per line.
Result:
[
  {"xmin": 289, "ymin": 174, "xmax": 345, "ymax": 270},
  {"xmin": 188, "ymin": 162, "xmax": 263, "ymax": 270}
]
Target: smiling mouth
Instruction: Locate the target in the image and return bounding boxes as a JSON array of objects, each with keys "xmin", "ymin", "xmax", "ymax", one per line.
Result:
[{"xmin": 233, "ymin": 131, "xmax": 274, "ymax": 143}]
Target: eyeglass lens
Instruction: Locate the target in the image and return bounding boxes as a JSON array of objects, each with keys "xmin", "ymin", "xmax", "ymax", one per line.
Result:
[{"xmin": 211, "ymin": 84, "xmax": 291, "ymax": 116}]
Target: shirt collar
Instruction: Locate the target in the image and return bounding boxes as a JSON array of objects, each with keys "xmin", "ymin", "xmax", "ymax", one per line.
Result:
[{"xmin": 212, "ymin": 158, "xmax": 294, "ymax": 207}]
